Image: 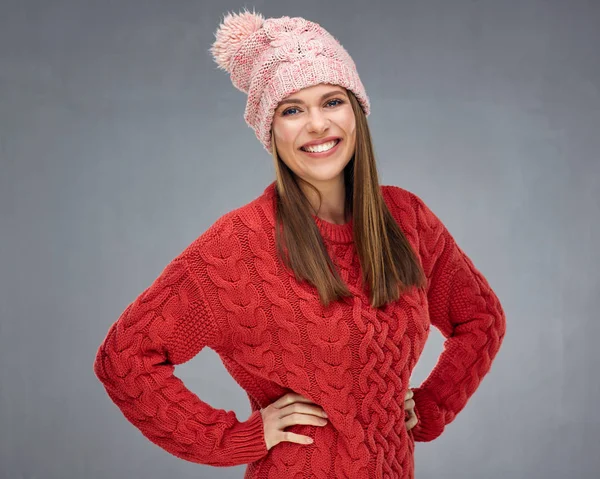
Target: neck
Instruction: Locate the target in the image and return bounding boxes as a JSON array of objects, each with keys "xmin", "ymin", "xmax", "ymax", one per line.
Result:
[{"xmin": 301, "ymin": 175, "xmax": 348, "ymax": 225}]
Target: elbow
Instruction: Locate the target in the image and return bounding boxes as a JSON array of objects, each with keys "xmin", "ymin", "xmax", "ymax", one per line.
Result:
[
  {"xmin": 93, "ymin": 342, "xmax": 111, "ymax": 387},
  {"xmin": 496, "ymin": 310, "xmax": 507, "ymax": 354},
  {"xmin": 93, "ymin": 339, "xmax": 129, "ymax": 406},
  {"xmin": 488, "ymin": 297, "xmax": 507, "ymax": 360},
  {"xmin": 93, "ymin": 325, "xmax": 120, "ymax": 389},
  {"xmin": 493, "ymin": 293, "xmax": 507, "ymax": 342},
  {"xmin": 93, "ymin": 344, "xmax": 105, "ymax": 380}
]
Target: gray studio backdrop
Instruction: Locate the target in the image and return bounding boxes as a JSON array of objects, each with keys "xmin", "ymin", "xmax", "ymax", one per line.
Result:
[{"xmin": 1, "ymin": 1, "xmax": 599, "ymax": 478}]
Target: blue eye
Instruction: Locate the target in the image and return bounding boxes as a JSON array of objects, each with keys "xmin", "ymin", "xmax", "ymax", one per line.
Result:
[
  {"xmin": 281, "ymin": 98, "xmax": 344, "ymax": 117},
  {"xmin": 281, "ymin": 107, "xmax": 299, "ymax": 117}
]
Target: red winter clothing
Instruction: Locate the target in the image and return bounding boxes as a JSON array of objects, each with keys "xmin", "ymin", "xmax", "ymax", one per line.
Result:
[{"xmin": 94, "ymin": 182, "xmax": 506, "ymax": 478}]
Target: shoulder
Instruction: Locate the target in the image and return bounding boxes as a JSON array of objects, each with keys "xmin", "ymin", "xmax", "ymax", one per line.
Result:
[
  {"xmin": 381, "ymin": 184, "xmax": 433, "ymax": 210},
  {"xmin": 380, "ymin": 184, "xmax": 429, "ymax": 226},
  {"xmin": 380, "ymin": 185, "xmax": 450, "ymax": 273},
  {"xmin": 381, "ymin": 184, "xmax": 443, "ymax": 231},
  {"xmin": 181, "ymin": 183, "xmax": 276, "ymax": 261},
  {"xmin": 381, "ymin": 184, "xmax": 416, "ymax": 210}
]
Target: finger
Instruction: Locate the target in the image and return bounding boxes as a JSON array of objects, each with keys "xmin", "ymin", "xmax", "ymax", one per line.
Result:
[
  {"xmin": 405, "ymin": 410, "xmax": 418, "ymax": 425},
  {"xmin": 278, "ymin": 402, "xmax": 327, "ymax": 419},
  {"xmin": 404, "ymin": 398, "xmax": 415, "ymax": 410},
  {"xmin": 279, "ymin": 412, "xmax": 328, "ymax": 429},
  {"xmin": 272, "ymin": 392, "xmax": 316, "ymax": 409},
  {"xmin": 405, "ymin": 389, "xmax": 413, "ymax": 400},
  {"xmin": 280, "ymin": 431, "xmax": 314, "ymax": 445},
  {"xmin": 405, "ymin": 414, "xmax": 418, "ymax": 430}
]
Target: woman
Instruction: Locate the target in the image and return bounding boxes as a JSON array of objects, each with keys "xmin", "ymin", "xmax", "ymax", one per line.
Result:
[{"xmin": 93, "ymin": 9, "xmax": 506, "ymax": 479}]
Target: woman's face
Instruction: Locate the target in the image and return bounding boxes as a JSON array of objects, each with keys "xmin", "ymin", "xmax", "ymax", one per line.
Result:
[{"xmin": 271, "ymin": 83, "xmax": 356, "ymax": 188}]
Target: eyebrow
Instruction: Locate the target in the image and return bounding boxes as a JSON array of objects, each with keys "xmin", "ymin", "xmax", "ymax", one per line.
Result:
[{"xmin": 276, "ymin": 90, "xmax": 347, "ymax": 109}]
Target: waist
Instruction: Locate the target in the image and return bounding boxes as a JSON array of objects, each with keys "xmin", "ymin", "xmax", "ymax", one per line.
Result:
[{"xmin": 244, "ymin": 423, "xmax": 415, "ymax": 479}]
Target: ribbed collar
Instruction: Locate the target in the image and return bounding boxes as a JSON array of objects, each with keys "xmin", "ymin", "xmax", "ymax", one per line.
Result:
[{"xmin": 311, "ymin": 213, "xmax": 354, "ymax": 244}]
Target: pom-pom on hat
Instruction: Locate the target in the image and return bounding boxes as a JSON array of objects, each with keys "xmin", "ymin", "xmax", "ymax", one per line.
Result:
[{"xmin": 209, "ymin": 8, "xmax": 371, "ymax": 154}]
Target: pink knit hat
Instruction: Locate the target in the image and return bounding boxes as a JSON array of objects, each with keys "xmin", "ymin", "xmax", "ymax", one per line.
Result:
[{"xmin": 210, "ymin": 8, "xmax": 371, "ymax": 154}]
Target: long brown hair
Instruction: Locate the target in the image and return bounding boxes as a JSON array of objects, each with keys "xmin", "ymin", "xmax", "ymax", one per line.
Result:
[{"xmin": 270, "ymin": 88, "xmax": 427, "ymax": 308}]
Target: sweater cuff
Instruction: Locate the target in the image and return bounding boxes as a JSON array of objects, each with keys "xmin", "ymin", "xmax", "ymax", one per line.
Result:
[
  {"xmin": 410, "ymin": 387, "xmax": 445, "ymax": 442},
  {"xmin": 224, "ymin": 409, "xmax": 269, "ymax": 464}
]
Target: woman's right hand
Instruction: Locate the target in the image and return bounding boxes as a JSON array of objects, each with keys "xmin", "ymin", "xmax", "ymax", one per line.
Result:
[{"xmin": 260, "ymin": 392, "xmax": 329, "ymax": 450}]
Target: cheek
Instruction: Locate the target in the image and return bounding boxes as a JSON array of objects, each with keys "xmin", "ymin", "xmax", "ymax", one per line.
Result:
[
  {"xmin": 273, "ymin": 122, "xmax": 299, "ymax": 150},
  {"xmin": 348, "ymin": 116, "xmax": 356, "ymax": 134},
  {"xmin": 345, "ymin": 120, "xmax": 356, "ymax": 144},
  {"xmin": 338, "ymin": 111, "xmax": 356, "ymax": 137}
]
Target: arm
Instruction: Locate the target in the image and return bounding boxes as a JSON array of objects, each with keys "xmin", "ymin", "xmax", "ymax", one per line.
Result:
[
  {"xmin": 409, "ymin": 192, "xmax": 507, "ymax": 442},
  {"xmin": 93, "ymin": 255, "xmax": 268, "ymax": 466}
]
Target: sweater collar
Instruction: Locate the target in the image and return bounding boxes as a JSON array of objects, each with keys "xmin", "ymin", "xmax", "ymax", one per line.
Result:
[{"xmin": 311, "ymin": 213, "xmax": 353, "ymax": 244}]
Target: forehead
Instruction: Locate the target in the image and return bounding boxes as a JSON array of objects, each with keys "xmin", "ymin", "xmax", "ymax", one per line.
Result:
[{"xmin": 279, "ymin": 84, "xmax": 347, "ymax": 103}]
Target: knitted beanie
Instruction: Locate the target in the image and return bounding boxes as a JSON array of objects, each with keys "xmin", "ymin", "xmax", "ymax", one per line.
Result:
[{"xmin": 209, "ymin": 8, "xmax": 371, "ymax": 154}]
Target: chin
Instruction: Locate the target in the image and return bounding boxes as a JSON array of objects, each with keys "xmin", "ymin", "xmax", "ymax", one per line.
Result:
[{"xmin": 304, "ymin": 169, "xmax": 346, "ymax": 184}]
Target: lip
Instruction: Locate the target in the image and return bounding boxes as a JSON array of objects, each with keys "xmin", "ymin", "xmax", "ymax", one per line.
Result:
[
  {"xmin": 299, "ymin": 136, "xmax": 342, "ymax": 149},
  {"xmin": 299, "ymin": 138, "xmax": 342, "ymax": 158}
]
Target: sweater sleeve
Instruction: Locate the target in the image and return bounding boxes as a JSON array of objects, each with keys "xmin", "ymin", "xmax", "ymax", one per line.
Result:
[
  {"xmin": 408, "ymin": 192, "xmax": 506, "ymax": 442},
  {"xmin": 93, "ymin": 254, "xmax": 269, "ymax": 466}
]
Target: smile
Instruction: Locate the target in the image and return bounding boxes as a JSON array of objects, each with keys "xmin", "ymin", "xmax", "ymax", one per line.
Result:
[{"xmin": 300, "ymin": 139, "xmax": 342, "ymax": 157}]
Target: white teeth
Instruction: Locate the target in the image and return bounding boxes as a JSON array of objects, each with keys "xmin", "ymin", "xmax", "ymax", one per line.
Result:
[{"xmin": 302, "ymin": 140, "xmax": 338, "ymax": 153}]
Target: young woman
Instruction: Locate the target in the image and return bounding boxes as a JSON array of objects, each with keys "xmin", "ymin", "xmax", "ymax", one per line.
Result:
[{"xmin": 94, "ymin": 9, "xmax": 506, "ymax": 479}]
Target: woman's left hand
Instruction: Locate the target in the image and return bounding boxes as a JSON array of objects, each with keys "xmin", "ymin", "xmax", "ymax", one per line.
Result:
[{"xmin": 404, "ymin": 388, "xmax": 418, "ymax": 431}]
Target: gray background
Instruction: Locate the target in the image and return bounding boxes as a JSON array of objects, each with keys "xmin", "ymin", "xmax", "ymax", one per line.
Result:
[{"xmin": 1, "ymin": 0, "xmax": 598, "ymax": 478}]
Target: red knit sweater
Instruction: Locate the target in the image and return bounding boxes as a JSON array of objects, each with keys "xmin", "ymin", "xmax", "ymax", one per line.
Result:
[{"xmin": 94, "ymin": 182, "xmax": 506, "ymax": 478}]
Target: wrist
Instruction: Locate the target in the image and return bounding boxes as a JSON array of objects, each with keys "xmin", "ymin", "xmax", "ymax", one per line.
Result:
[{"xmin": 411, "ymin": 387, "xmax": 445, "ymax": 442}]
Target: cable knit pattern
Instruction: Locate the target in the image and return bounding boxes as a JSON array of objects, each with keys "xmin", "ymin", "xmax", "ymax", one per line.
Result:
[{"xmin": 94, "ymin": 181, "xmax": 506, "ymax": 478}]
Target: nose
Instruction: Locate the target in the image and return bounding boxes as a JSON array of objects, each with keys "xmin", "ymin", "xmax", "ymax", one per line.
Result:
[{"xmin": 306, "ymin": 108, "xmax": 331, "ymax": 134}]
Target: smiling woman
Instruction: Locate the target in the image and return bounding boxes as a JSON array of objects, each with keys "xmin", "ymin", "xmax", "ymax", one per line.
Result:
[
  {"xmin": 271, "ymin": 84, "xmax": 356, "ymax": 198},
  {"xmin": 94, "ymin": 8, "xmax": 506, "ymax": 479}
]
